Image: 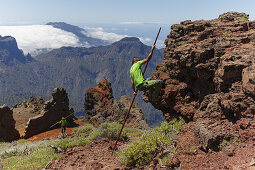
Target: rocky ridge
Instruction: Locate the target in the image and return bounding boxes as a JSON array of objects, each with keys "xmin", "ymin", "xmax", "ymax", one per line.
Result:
[
  {"xmin": 11, "ymin": 87, "xmax": 75, "ymax": 139},
  {"xmin": 145, "ymin": 12, "xmax": 255, "ymax": 169},
  {"xmin": 84, "ymin": 78, "xmax": 149, "ymax": 130}
]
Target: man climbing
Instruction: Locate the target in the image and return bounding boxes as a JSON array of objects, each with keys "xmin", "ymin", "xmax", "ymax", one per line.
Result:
[
  {"xmin": 60, "ymin": 117, "xmax": 67, "ymax": 136},
  {"xmin": 130, "ymin": 45, "xmax": 163, "ymax": 99}
]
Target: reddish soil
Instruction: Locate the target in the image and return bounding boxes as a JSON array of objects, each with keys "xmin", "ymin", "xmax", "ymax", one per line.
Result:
[
  {"xmin": 49, "ymin": 138, "xmax": 130, "ymax": 170},
  {"xmin": 27, "ymin": 120, "xmax": 85, "ymax": 141},
  {"xmin": 175, "ymin": 123, "xmax": 255, "ymax": 170},
  {"xmin": 28, "ymin": 120, "xmax": 255, "ymax": 169}
]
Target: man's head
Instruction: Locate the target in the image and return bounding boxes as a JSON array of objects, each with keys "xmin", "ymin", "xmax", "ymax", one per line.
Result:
[
  {"xmin": 132, "ymin": 57, "xmax": 140, "ymax": 65},
  {"xmin": 62, "ymin": 117, "xmax": 65, "ymax": 120}
]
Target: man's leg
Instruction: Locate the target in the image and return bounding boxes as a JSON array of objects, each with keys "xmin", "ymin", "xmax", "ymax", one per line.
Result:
[
  {"xmin": 146, "ymin": 80, "xmax": 163, "ymax": 97},
  {"xmin": 139, "ymin": 79, "xmax": 163, "ymax": 97}
]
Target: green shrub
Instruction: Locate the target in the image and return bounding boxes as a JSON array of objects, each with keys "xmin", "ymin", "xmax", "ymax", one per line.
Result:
[
  {"xmin": 219, "ymin": 136, "xmax": 238, "ymax": 151},
  {"xmin": 161, "ymin": 148, "xmax": 180, "ymax": 166},
  {"xmin": 55, "ymin": 122, "xmax": 141, "ymax": 150},
  {"xmin": 2, "ymin": 150, "xmax": 18, "ymax": 159},
  {"xmin": 87, "ymin": 122, "xmax": 127, "ymax": 141},
  {"xmin": 121, "ymin": 118, "xmax": 185, "ymax": 167},
  {"xmin": 240, "ymin": 17, "xmax": 249, "ymax": 22},
  {"xmin": 179, "ymin": 41, "xmax": 187, "ymax": 46},
  {"xmin": 72, "ymin": 124, "xmax": 94, "ymax": 137},
  {"xmin": 17, "ymin": 139, "xmax": 28, "ymax": 144},
  {"xmin": 1, "ymin": 148, "xmax": 61, "ymax": 170},
  {"xmin": 55, "ymin": 137, "xmax": 91, "ymax": 150},
  {"xmin": 223, "ymin": 32, "xmax": 231, "ymax": 37},
  {"xmin": 0, "ymin": 139, "xmax": 54, "ymax": 159},
  {"xmin": 185, "ymin": 145, "xmax": 196, "ymax": 154},
  {"xmin": 159, "ymin": 65, "xmax": 167, "ymax": 72}
]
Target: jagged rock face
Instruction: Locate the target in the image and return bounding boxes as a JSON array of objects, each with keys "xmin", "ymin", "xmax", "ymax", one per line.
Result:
[
  {"xmin": 12, "ymin": 88, "xmax": 75, "ymax": 139},
  {"xmin": 84, "ymin": 79, "xmax": 149, "ymax": 130},
  {"xmin": 0, "ymin": 35, "xmax": 32, "ymax": 65},
  {"xmin": 13, "ymin": 96, "xmax": 45, "ymax": 137},
  {"xmin": 0, "ymin": 105, "xmax": 20, "ymax": 141},
  {"xmin": 146, "ymin": 12, "xmax": 255, "ymax": 158}
]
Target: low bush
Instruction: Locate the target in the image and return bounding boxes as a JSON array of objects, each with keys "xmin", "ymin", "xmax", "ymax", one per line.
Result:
[
  {"xmin": 0, "ymin": 139, "xmax": 54, "ymax": 159},
  {"xmin": 72, "ymin": 124, "xmax": 94, "ymax": 137},
  {"xmin": 87, "ymin": 122, "xmax": 142, "ymax": 141},
  {"xmin": 1, "ymin": 148, "xmax": 61, "ymax": 170},
  {"xmin": 121, "ymin": 117, "xmax": 185, "ymax": 167},
  {"xmin": 56, "ymin": 122, "xmax": 141, "ymax": 150},
  {"xmin": 55, "ymin": 137, "xmax": 91, "ymax": 150}
]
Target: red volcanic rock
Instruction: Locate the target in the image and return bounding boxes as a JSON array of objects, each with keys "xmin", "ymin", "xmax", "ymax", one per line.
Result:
[
  {"xmin": 84, "ymin": 78, "xmax": 149, "ymax": 130},
  {"xmin": 145, "ymin": 12, "xmax": 255, "ymax": 169},
  {"xmin": 0, "ymin": 105, "xmax": 20, "ymax": 141}
]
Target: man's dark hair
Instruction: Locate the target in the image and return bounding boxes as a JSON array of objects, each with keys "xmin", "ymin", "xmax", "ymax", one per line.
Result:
[{"xmin": 132, "ymin": 57, "xmax": 140, "ymax": 65}]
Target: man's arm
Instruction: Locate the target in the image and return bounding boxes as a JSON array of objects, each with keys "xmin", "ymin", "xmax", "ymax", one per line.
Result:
[{"xmin": 142, "ymin": 45, "xmax": 155, "ymax": 64}]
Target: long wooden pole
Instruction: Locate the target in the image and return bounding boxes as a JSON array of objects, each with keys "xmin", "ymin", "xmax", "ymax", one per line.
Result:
[{"xmin": 112, "ymin": 27, "xmax": 161, "ymax": 152}]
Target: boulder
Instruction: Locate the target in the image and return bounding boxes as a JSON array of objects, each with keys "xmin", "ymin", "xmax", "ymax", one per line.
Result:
[
  {"xmin": 0, "ymin": 105, "xmax": 20, "ymax": 141},
  {"xmin": 144, "ymin": 12, "xmax": 255, "ymax": 168},
  {"xmin": 84, "ymin": 79, "xmax": 149, "ymax": 130}
]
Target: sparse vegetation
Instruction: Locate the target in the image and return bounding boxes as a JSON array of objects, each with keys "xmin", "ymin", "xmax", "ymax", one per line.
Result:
[
  {"xmin": 0, "ymin": 122, "xmax": 142, "ymax": 168},
  {"xmin": 56, "ymin": 122, "xmax": 142, "ymax": 150},
  {"xmin": 159, "ymin": 65, "xmax": 167, "ymax": 72},
  {"xmin": 219, "ymin": 136, "xmax": 238, "ymax": 151},
  {"xmin": 55, "ymin": 137, "xmax": 91, "ymax": 150},
  {"xmin": 17, "ymin": 139, "xmax": 28, "ymax": 144},
  {"xmin": 240, "ymin": 17, "xmax": 249, "ymax": 22},
  {"xmin": 185, "ymin": 145, "xmax": 196, "ymax": 154},
  {"xmin": 120, "ymin": 117, "xmax": 185, "ymax": 167},
  {"xmin": 223, "ymin": 32, "xmax": 231, "ymax": 37},
  {"xmin": 179, "ymin": 41, "xmax": 187, "ymax": 46},
  {"xmin": 72, "ymin": 123, "xmax": 94, "ymax": 137},
  {"xmin": 161, "ymin": 147, "xmax": 180, "ymax": 166},
  {"xmin": 1, "ymin": 148, "xmax": 61, "ymax": 170}
]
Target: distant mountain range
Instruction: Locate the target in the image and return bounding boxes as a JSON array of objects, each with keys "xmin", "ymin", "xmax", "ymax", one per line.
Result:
[
  {"xmin": 47, "ymin": 22, "xmax": 110, "ymax": 47},
  {"xmin": 0, "ymin": 35, "xmax": 164, "ymax": 126}
]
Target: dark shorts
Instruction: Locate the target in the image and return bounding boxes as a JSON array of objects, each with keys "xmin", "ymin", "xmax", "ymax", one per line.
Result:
[{"xmin": 137, "ymin": 78, "xmax": 163, "ymax": 91}]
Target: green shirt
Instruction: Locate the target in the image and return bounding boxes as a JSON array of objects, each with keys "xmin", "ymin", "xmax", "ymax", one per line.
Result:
[
  {"xmin": 130, "ymin": 61, "xmax": 145, "ymax": 88},
  {"xmin": 60, "ymin": 119, "xmax": 67, "ymax": 127}
]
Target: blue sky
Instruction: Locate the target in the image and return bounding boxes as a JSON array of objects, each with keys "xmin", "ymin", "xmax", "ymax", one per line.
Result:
[
  {"xmin": 1, "ymin": 0, "xmax": 255, "ymax": 25},
  {"xmin": 1, "ymin": 0, "xmax": 255, "ymax": 51}
]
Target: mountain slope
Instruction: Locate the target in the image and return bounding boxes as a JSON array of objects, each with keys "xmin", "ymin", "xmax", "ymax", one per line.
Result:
[
  {"xmin": 0, "ymin": 35, "xmax": 32, "ymax": 65},
  {"xmin": 0, "ymin": 36, "xmax": 164, "ymax": 126}
]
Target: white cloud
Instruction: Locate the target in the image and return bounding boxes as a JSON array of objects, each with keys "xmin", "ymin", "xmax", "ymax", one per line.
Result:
[
  {"xmin": 0, "ymin": 25, "xmax": 80, "ymax": 55},
  {"xmin": 119, "ymin": 22, "xmax": 143, "ymax": 25},
  {"xmin": 84, "ymin": 26, "xmax": 128, "ymax": 43},
  {"xmin": 139, "ymin": 37, "xmax": 152, "ymax": 44}
]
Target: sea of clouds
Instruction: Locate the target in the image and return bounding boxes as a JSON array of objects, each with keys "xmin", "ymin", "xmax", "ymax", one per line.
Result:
[
  {"xmin": 84, "ymin": 26, "xmax": 128, "ymax": 43},
  {"xmin": 0, "ymin": 25, "xmax": 81, "ymax": 55},
  {"xmin": 0, "ymin": 24, "xmax": 161, "ymax": 56}
]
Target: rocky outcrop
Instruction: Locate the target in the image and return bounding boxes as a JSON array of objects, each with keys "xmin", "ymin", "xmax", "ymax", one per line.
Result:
[
  {"xmin": 12, "ymin": 88, "xmax": 75, "ymax": 139},
  {"xmin": 84, "ymin": 79, "xmax": 149, "ymax": 130},
  {"xmin": 145, "ymin": 12, "xmax": 255, "ymax": 169},
  {"xmin": 0, "ymin": 35, "xmax": 32, "ymax": 65},
  {"xmin": 0, "ymin": 105, "xmax": 20, "ymax": 141}
]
